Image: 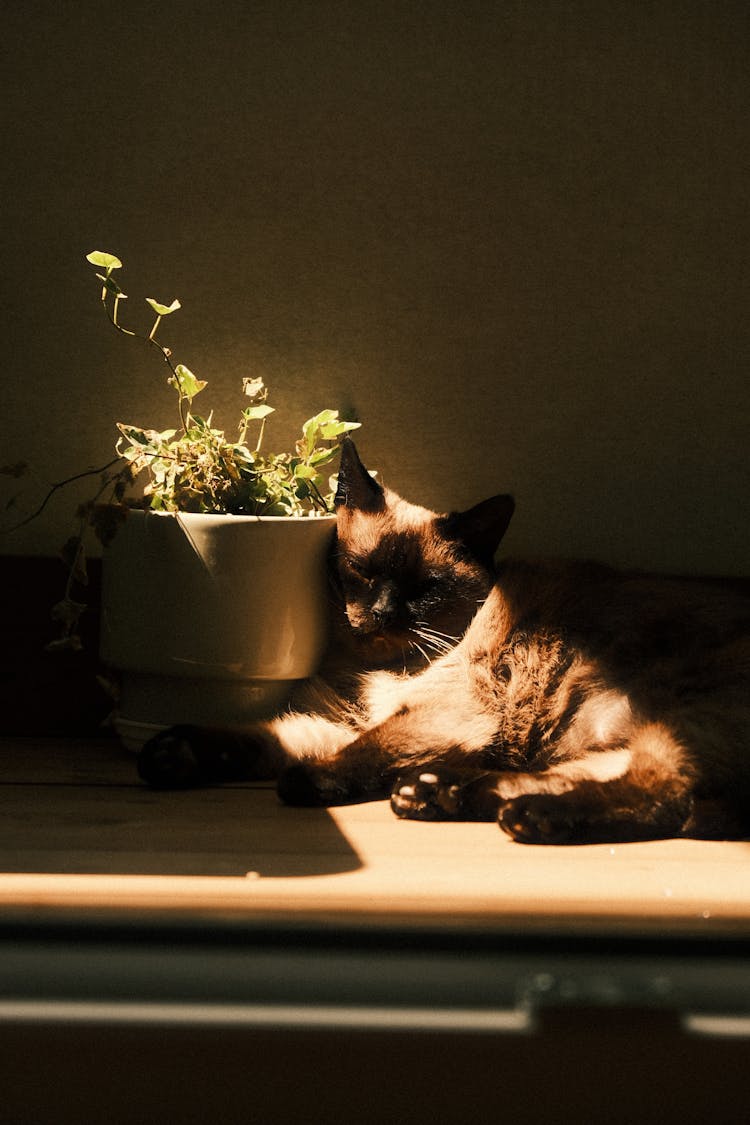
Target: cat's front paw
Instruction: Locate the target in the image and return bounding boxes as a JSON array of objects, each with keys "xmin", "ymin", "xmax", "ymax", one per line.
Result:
[
  {"xmin": 277, "ymin": 763, "xmax": 353, "ymax": 807},
  {"xmin": 498, "ymin": 794, "xmax": 580, "ymax": 844},
  {"xmin": 391, "ymin": 767, "xmax": 501, "ymax": 821},
  {"xmin": 390, "ymin": 769, "xmax": 464, "ymax": 820},
  {"xmin": 138, "ymin": 725, "xmax": 204, "ymax": 789}
]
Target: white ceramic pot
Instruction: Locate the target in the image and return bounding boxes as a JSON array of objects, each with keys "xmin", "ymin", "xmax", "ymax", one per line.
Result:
[{"xmin": 100, "ymin": 509, "xmax": 336, "ymax": 750}]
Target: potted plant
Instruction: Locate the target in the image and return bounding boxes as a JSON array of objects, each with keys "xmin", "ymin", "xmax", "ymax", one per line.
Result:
[{"xmin": 58, "ymin": 251, "xmax": 360, "ymax": 749}]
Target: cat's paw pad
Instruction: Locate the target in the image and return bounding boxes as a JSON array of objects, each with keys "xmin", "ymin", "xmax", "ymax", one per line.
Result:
[
  {"xmin": 390, "ymin": 770, "xmax": 463, "ymax": 820},
  {"xmin": 498, "ymin": 794, "xmax": 578, "ymax": 844},
  {"xmin": 137, "ymin": 726, "xmax": 203, "ymax": 789}
]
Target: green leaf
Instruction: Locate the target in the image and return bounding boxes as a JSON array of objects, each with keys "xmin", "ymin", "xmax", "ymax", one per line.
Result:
[
  {"xmin": 86, "ymin": 250, "xmax": 122, "ymax": 270},
  {"xmin": 170, "ymin": 364, "xmax": 207, "ymax": 400},
  {"xmin": 293, "ymin": 463, "xmax": 317, "ymax": 480},
  {"xmin": 146, "ymin": 297, "xmax": 181, "ymax": 316},
  {"xmin": 309, "ymin": 446, "xmax": 338, "ymax": 467},
  {"xmin": 320, "ymin": 419, "xmax": 361, "ymax": 440},
  {"xmin": 242, "ymin": 404, "xmax": 275, "ymax": 421},
  {"xmin": 304, "ymin": 409, "xmax": 338, "ymax": 434},
  {"xmin": 116, "ymin": 423, "xmax": 152, "ymax": 447},
  {"xmin": 301, "ymin": 410, "xmax": 334, "ymax": 455}
]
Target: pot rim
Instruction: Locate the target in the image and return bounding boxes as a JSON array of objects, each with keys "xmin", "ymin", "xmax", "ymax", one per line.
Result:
[{"xmin": 123, "ymin": 507, "xmax": 337, "ymax": 524}]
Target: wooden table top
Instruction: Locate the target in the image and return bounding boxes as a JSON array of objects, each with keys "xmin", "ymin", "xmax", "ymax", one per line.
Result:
[{"xmin": 1, "ymin": 736, "xmax": 749, "ymax": 939}]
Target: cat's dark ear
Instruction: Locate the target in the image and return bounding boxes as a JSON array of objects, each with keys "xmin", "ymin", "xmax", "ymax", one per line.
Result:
[
  {"xmin": 334, "ymin": 438, "xmax": 386, "ymax": 513},
  {"xmin": 440, "ymin": 494, "xmax": 515, "ymax": 565}
]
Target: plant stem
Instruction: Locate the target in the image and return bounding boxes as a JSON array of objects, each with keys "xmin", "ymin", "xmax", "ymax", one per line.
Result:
[
  {"xmin": 104, "ymin": 291, "xmax": 135, "ymax": 336},
  {"xmin": 178, "ymin": 393, "xmax": 190, "ymax": 435},
  {"xmin": 101, "ymin": 293, "xmax": 187, "ymax": 433},
  {"xmin": 6, "ymin": 457, "xmax": 123, "ymax": 532},
  {"xmin": 308, "ymin": 478, "xmax": 330, "ymax": 512}
]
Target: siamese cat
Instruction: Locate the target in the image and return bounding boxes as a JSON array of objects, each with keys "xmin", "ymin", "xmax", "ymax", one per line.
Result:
[{"xmin": 138, "ymin": 440, "xmax": 750, "ymax": 843}]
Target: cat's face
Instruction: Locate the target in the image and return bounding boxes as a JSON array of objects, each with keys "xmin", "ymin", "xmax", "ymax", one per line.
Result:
[{"xmin": 333, "ymin": 440, "xmax": 514, "ymax": 664}]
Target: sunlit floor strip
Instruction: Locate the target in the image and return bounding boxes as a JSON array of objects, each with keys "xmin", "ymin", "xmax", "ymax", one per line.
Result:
[
  {"xmin": 683, "ymin": 1013, "xmax": 750, "ymax": 1039},
  {"xmin": 0, "ymin": 1000, "xmax": 532, "ymax": 1034}
]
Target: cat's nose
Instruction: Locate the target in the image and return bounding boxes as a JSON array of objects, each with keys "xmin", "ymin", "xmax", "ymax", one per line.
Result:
[{"xmin": 371, "ymin": 582, "xmax": 397, "ymax": 625}]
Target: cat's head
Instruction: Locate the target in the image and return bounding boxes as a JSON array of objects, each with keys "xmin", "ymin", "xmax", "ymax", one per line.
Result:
[{"xmin": 333, "ymin": 439, "xmax": 514, "ymax": 664}]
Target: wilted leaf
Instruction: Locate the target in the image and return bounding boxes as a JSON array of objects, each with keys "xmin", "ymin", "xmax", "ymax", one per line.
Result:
[
  {"xmin": 45, "ymin": 634, "xmax": 84, "ymax": 653},
  {"xmin": 60, "ymin": 536, "xmax": 88, "ymax": 585},
  {"xmin": 91, "ymin": 503, "xmax": 128, "ymax": 546},
  {"xmin": 242, "ymin": 377, "xmax": 266, "ymax": 400},
  {"xmin": 50, "ymin": 597, "xmax": 86, "ymax": 627}
]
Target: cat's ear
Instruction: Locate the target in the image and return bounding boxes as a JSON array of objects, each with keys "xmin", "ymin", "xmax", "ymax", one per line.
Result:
[
  {"xmin": 334, "ymin": 438, "xmax": 386, "ymax": 513},
  {"xmin": 440, "ymin": 494, "xmax": 515, "ymax": 564}
]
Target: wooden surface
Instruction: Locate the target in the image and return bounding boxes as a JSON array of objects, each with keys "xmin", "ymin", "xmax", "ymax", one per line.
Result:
[{"xmin": 1, "ymin": 736, "xmax": 750, "ymax": 936}]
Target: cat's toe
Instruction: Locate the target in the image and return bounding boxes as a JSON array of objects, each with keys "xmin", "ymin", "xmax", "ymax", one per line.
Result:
[
  {"xmin": 137, "ymin": 726, "xmax": 203, "ymax": 789},
  {"xmin": 498, "ymin": 795, "xmax": 577, "ymax": 844},
  {"xmin": 390, "ymin": 771, "xmax": 462, "ymax": 820}
]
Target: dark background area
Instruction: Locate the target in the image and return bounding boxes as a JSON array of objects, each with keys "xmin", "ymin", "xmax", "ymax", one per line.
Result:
[{"xmin": 2, "ymin": 0, "xmax": 749, "ymax": 576}]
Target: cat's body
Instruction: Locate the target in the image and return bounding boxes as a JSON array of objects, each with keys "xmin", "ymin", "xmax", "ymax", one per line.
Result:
[{"xmin": 139, "ymin": 441, "xmax": 750, "ymax": 843}]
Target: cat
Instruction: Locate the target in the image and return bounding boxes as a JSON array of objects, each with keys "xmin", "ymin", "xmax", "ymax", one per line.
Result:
[{"xmin": 138, "ymin": 439, "xmax": 750, "ymax": 844}]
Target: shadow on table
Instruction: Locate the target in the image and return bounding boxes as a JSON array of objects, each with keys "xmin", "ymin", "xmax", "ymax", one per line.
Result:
[{"xmin": 1, "ymin": 783, "xmax": 364, "ymax": 877}]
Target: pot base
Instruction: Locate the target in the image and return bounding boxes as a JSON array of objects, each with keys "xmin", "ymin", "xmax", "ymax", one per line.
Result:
[{"xmin": 114, "ymin": 672, "xmax": 295, "ymax": 752}]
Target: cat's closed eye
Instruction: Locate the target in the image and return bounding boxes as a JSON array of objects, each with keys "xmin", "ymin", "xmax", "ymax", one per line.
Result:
[
  {"xmin": 346, "ymin": 556, "xmax": 370, "ymax": 576},
  {"xmin": 340, "ymin": 556, "xmax": 375, "ymax": 587},
  {"xmin": 406, "ymin": 571, "xmax": 452, "ymax": 603}
]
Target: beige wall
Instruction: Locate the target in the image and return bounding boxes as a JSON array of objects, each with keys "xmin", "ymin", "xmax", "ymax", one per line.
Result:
[{"xmin": 2, "ymin": 1, "xmax": 749, "ymax": 574}]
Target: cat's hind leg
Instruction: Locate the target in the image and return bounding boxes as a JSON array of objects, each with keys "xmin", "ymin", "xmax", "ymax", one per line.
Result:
[
  {"xmin": 497, "ymin": 723, "xmax": 695, "ymax": 844},
  {"xmin": 391, "ymin": 723, "xmax": 698, "ymax": 843}
]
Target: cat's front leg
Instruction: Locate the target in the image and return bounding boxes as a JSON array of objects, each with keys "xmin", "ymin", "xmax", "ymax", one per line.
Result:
[
  {"xmin": 277, "ymin": 711, "xmax": 491, "ymax": 807},
  {"xmin": 278, "ymin": 655, "xmax": 496, "ymax": 807},
  {"xmin": 277, "ymin": 712, "xmax": 440, "ymax": 807},
  {"xmin": 138, "ymin": 713, "xmax": 358, "ymax": 790},
  {"xmin": 137, "ymin": 723, "xmax": 282, "ymax": 789},
  {"xmin": 277, "ymin": 734, "xmax": 394, "ymax": 806}
]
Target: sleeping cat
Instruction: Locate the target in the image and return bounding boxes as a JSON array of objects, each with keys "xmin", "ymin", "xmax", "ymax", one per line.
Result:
[{"xmin": 138, "ymin": 439, "xmax": 750, "ymax": 843}]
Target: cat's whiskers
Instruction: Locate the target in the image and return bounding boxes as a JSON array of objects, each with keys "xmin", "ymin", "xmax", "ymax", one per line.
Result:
[
  {"xmin": 410, "ymin": 639, "xmax": 433, "ymax": 664},
  {"xmin": 410, "ymin": 623, "xmax": 459, "ymax": 662},
  {"xmin": 415, "ymin": 621, "xmax": 459, "ymax": 641}
]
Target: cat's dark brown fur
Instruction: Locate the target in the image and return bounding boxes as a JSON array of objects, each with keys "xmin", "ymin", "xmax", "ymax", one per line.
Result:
[{"xmin": 138, "ymin": 440, "xmax": 750, "ymax": 843}]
